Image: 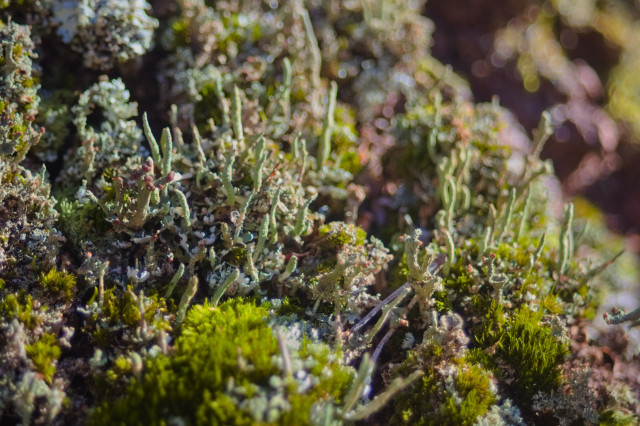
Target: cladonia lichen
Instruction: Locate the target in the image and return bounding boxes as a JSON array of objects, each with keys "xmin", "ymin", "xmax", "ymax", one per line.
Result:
[{"xmin": 0, "ymin": 2, "xmax": 637, "ymax": 425}]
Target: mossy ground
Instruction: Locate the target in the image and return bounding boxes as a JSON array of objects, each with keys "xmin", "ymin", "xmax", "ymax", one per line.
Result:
[{"xmin": 0, "ymin": 1, "xmax": 637, "ymax": 425}]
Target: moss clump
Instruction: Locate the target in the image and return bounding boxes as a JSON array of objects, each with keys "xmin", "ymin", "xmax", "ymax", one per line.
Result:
[
  {"xmin": 0, "ymin": 291, "xmax": 39, "ymax": 328},
  {"xmin": 84, "ymin": 286, "xmax": 170, "ymax": 348},
  {"xmin": 475, "ymin": 306, "xmax": 569, "ymax": 404},
  {"xmin": 39, "ymin": 267, "xmax": 76, "ymax": 302},
  {"xmin": 90, "ymin": 299, "xmax": 353, "ymax": 425},
  {"xmin": 57, "ymin": 198, "xmax": 109, "ymax": 250},
  {"xmin": 500, "ymin": 308, "xmax": 569, "ymax": 399},
  {"xmin": 393, "ymin": 363, "xmax": 496, "ymax": 425},
  {"xmin": 318, "ymin": 221, "xmax": 368, "ymax": 248},
  {"xmin": 25, "ymin": 333, "xmax": 61, "ymax": 383},
  {"xmin": 331, "ymin": 104, "xmax": 362, "ymax": 175},
  {"xmin": 194, "ymin": 82, "xmax": 225, "ymax": 131}
]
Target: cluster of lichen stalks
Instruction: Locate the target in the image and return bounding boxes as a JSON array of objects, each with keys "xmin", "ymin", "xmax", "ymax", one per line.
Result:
[{"xmin": 0, "ymin": 1, "xmax": 637, "ymax": 425}]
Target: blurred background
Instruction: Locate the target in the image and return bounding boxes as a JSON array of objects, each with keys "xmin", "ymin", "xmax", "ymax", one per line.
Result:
[{"xmin": 423, "ymin": 0, "xmax": 640, "ymax": 251}]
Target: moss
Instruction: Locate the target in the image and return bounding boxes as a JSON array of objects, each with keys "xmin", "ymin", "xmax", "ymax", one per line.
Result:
[
  {"xmin": 392, "ymin": 363, "xmax": 496, "ymax": 425},
  {"xmin": 96, "ymin": 287, "xmax": 168, "ymax": 330},
  {"xmin": 282, "ymin": 338, "xmax": 353, "ymax": 422},
  {"xmin": 275, "ymin": 296, "xmax": 306, "ymax": 317},
  {"xmin": 57, "ymin": 198, "xmax": 109, "ymax": 250},
  {"xmin": 472, "ymin": 298, "xmax": 506, "ymax": 349},
  {"xmin": 119, "ymin": 290, "xmax": 142, "ymax": 327},
  {"xmin": 103, "ymin": 355, "xmax": 133, "ymax": 385},
  {"xmin": 468, "ymin": 300, "xmax": 569, "ymax": 408},
  {"xmin": 0, "ymin": 2, "xmax": 635, "ymax": 423},
  {"xmin": 171, "ymin": 18, "xmax": 191, "ymax": 48},
  {"xmin": 444, "ymin": 264, "xmax": 476, "ymax": 297},
  {"xmin": 332, "ymin": 104, "xmax": 362, "ymax": 174},
  {"xmin": 39, "ymin": 267, "xmax": 76, "ymax": 302},
  {"xmin": 0, "ymin": 291, "xmax": 39, "ymax": 328},
  {"xmin": 225, "ymin": 246, "xmax": 248, "ymax": 267},
  {"xmin": 387, "ymin": 252, "xmax": 410, "ymax": 290},
  {"xmin": 319, "ymin": 222, "xmax": 367, "ymax": 248},
  {"xmin": 194, "ymin": 82, "xmax": 225, "ymax": 131},
  {"xmin": 90, "ymin": 299, "xmax": 352, "ymax": 425},
  {"xmin": 91, "ymin": 328, "xmax": 116, "ymax": 348},
  {"xmin": 25, "ymin": 333, "xmax": 61, "ymax": 383},
  {"xmin": 493, "ymin": 307, "xmax": 568, "ymax": 402},
  {"xmin": 433, "ymin": 290, "xmax": 452, "ymax": 314},
  {"xmin": 85, "ymin": 287, "xmax": 171, "ymax": 348},
  {"xmin": 393, "ymin": 372, "xmax": 439, "ymax": 425},
  {"xmin": 599, "ymin": 408, "xmax": 639, "ymax": 426},
  {"xmin": 441, "ymin": 364, "xmax": 497, "ymax": 425}
]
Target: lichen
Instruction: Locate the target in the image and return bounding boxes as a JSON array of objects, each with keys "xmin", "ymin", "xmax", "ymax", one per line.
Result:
[
  {"xmin": 50, "ymin": 0, "xmax": 158, "ymax": 71},
  {"xmin": 0, "ymin": 1, "xmax": 637, "ymax": 425}
]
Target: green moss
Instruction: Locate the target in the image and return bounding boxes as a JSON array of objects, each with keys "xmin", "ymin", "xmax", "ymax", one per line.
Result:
[
  {"xmin": 444, "ymin": 266, "xmax": 476, "ymax": 296},
  {"xmin": 90, "ymin": 299, "xmax": 352, "ymax": 425},
  {"xmin": 393, "ymin": 372, "xmax": 439, "ymax": 425},
  {"xmin": 469, "ymin": 300, "xmax": 568, "ymax": 406},
  {"xmin": 119, "ymin": 290, "xmax": 142, "ymax": 327},
  {"xmin": 194, "ymin": 82, "xmax": 224, "ymax": 131},
  {"xmin": 599, "ymin": 408, "xmax": 639, "ymax": 426},
  {"xmin": 86, "ymin": 287, "xmax": 170, "ymax": 348},
  {"xmin": 57, "ymin": 198, "xmax": 109, "ymax": 250},
  {"xmin": 332, "ymin": 104, "xmax": 362, "ymax": 174},
  {"xmin": 393, "ymin": 363, "xmax": 495, "ymax": 425},
  {"xmin": 441, "ymin": 365, "xmax": 496, "ymax": 425},
  {"xmin": 495, "ymin": 307, "xmax": 568, "ymax": 401},
  {"xmin": 433, "ymin": 290, "xmax": 452, "ymax": 313},
  {"xmin": 171, "ymin": 18, "xmax": 191, "ymax": 48},
  {"xmin": 39, "ymin": 267, "xmax": 76, "ymax": 302},
  {"xmin": 472, "ymin": 298, "xmax": 506, "ymax": 349},
  {"xmin": 103, "ymin": 355, "xmax": 133, "ymax": 384},
  {"xmin": 387, "ymin": 252, "xmax": 410, "ymax": 290},
  {"xmin": 11, "ymin": 42, "xmax": 21, "ymax": 58},
  {"xmin": 25, "ymin": 333, "xmax": 61, "ymax": 383},
  {"xmin": 0, "ymin": 291, "xmax": 39, "ymax": 328},
  {"xmin": 225, "ymin": 246, "xmax": 248, "ymax": 267},
  {"xmin": 275, "ymin": 296, "xmax": 306, "ymax": 317},
  {"xmin": 91, "ymin": 328, "xmax": 116, "ymax": 348},
  {"xmin": 283, "ymin": 338, "xmax": 353, "ymax": 423},
  {"xmin": 96, "ymin": 287, "xmax": 168, "ymax": 331},
  {"xmin": 318, "ymin": 221, "xmax": 367, "ymax": 248}
]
